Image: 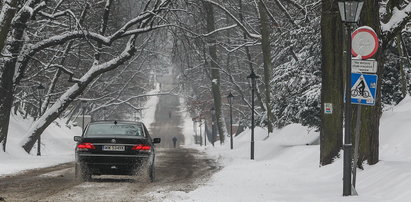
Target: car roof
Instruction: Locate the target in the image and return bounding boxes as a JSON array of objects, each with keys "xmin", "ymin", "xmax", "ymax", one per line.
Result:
[{"xmin": 89, "ymin": 120, "xmax": 144, "ymax": 125}]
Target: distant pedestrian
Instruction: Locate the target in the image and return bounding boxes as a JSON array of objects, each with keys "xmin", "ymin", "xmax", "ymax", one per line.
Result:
[
  {"xmin": 172, "ymin": 136, "xmax": 177, "ymax": 148},
  {"xmin": 168, "ymin": 111, "xmax": 172, "ymax": 118}
]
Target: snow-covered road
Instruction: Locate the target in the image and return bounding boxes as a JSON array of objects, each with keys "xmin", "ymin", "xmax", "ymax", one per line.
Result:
[{"xmin": 0, "ymin": 148, "xmax": 219, "ymax": 201}]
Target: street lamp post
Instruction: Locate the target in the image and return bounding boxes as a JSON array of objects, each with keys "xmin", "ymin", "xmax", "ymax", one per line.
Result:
[
  {"xmin": 210, "ymin": 107, "xmax": 216, "ymax": 147},
  {"xmin": 192, "ymin": 118, "xmax": 198, "ymax": 144},
  {"xmin": 227, "ymin": 92, "xmax": 234, "ymax": 150},
  {"xmin": 102, "ymin": 107, "xmax": 107, "ymax": 120},
  {"xmin": 204, "ymin": 119, "xmax": 207, "ymax": 146},
  {"xmin": 36, "ymin": 83, "xmax": 46, "ymax": 156},
  {"xmin": 81, "ymin": 100, "xmax": 87, "ymax": 133},
  {"xmin": 247, "ymin": 70, "xmax": 259, "ymax": 160},
  {"xmin": 338, "ymin": 0, "xmax": 364, "ymax": 196},
  {"xmin": 199, "ymin": 118, "xmax": 203, "ymax": 146}
]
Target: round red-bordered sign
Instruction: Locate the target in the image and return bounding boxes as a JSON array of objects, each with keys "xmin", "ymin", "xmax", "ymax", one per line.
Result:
[{"xmin": 351, "ymin": 26, "xmax": 379, "ymax": 59}]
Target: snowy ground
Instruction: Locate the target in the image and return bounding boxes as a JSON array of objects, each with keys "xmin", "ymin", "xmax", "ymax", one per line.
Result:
[
  {"xmin": 147, "ymin": 96, "xmax": 411, "ymax": 202},
  {"xmin": 0, "ymin": 116, "xmax": 78, "ymax": 175},
  {"xmin": 2, "ymin": 93, "xmax": 411, "ymax": 201}
]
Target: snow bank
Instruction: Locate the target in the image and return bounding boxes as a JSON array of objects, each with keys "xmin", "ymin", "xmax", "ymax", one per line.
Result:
[
  {"xmin": 0, "ymin": 115, "xmax": 79, "ymax": 176},
  {"xmin": 147, "ymin": 96, "xmax": 411, "ymax": 202}
]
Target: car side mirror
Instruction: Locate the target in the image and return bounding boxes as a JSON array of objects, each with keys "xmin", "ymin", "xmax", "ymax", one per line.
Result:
[
  {"xmin": 153, "ymin": 138, "xmax": 161, "ymax": 144},
  {"xmin": 73, "ymin": 136, "xmax": 82, "ymax": 142}
]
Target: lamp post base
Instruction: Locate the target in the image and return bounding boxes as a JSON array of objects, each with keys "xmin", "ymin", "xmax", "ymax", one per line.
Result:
[
  {"xmin": 343, "ymin": 143, "xmax": 352, "ymax": 196},
  {"xmin": 251, "ymin": 141, "xmax": 254, "ymax": 160},
  {"xmin": 37, "ymin": 138, "xmax": 41, "ymax": 156}
]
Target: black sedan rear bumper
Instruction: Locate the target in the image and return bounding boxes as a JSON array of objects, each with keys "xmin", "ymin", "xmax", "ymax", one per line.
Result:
[{"xmin": 77, "ymin": 153, "xmax": 150, "ymax": 175}]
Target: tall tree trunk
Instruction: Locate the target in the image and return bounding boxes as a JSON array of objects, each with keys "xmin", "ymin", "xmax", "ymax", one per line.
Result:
[
  {"xmin": 355, "ymin": 0, "xmax": 382, "ymax": 165},
  {"xmin": 320, "ymin": 0, "xmax": 344, "ymax": 165},
  {"xmin": 203, "ymin": 1, "xmax": 227, "ymax": 143},
  {"xmin": 0, "ymin": 1, "xmax": 40, "ymax": 151},
  {"xmin": 0, "ymin": 0, "xmax": 18, "ymax": 53},
  {"xmin": 94, "ymin": 0, "xmax": 112, "ymax": 64},
  {"xmin": 396, "ymin": 35, "xmax": 408, "ymax": 98},
  {"xmin": 257, "ymin": 0, "xmax": 274, "ymax": 133},
  {"xmin": 397, "ymin": 34, "xmax": 410, "ymax": 98},
  {"xmin": 238, "ymin": 0, "xmax": 266, "ymax": 112}
]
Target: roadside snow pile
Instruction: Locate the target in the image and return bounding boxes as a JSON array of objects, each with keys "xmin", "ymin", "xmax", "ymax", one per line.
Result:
[
  {"xmin": 380, "ymin": 96, "xmax": 411, "ymax": 161},
  {"xmin": 149, "ymin": 96, "xmax": 411, "ymax": 202},
  {"xmin": 0, "ymin": 115, "xmax": 79, "ymax": 176}
]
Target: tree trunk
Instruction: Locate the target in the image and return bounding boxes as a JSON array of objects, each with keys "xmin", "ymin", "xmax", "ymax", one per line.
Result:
[
  {"xmin": 257, "ymin": 0, "xmax": 274, "ymax": 133},
  {"xmin": 320, "ymin": 0, "xmax": 344, "ymax": 165},
  {"xmin": 94, "ymin": 0, "xmax": 112, "ymax": 64},
  {"xmin": 355, "ymin": 0, "xmax": 382, "ymax": 165},
  {"xmin": 396, "ymin": 35, "xmax": 407, "ymax": 98},
  {"xmin": 203, "ymin": 1, "xmax": 227, "ymax": 143},
  {"xmin": 0, "ymin": 1, "xmax": 40, "ymax": 151},
  {"xmin": 0, "ymin": 0, "xmax": 18, "ymax": 52},
  {"xmin": 238, "ymin": 0, "xmax": 266, "ymax": 112}
]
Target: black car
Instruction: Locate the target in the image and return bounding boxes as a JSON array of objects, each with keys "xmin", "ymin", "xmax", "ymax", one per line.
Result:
[{"xmin": 74, "ymin": 120, "xmax": 161, "ymax": 182}]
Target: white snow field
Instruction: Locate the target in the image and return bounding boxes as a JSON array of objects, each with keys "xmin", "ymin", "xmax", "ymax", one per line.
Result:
[{"xmin": 147, "ymin": 96, "xmax": 411, "ymax": 202}]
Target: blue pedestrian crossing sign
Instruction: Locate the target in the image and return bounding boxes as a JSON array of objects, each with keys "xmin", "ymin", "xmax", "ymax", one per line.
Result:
[{"xmin": 351, "ymin": 73, "xmax": 378, "ymax": 106}]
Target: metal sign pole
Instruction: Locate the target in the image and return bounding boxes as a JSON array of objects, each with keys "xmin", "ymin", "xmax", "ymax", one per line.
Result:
[{"xmin": 352, "ymin": 105, "xmax": 362, "ymax": 189}]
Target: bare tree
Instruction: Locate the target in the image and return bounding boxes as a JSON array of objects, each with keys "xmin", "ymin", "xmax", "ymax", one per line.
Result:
[{"xmin": 0, "ymin": 0, "xmax": 172, "ymax": 152}]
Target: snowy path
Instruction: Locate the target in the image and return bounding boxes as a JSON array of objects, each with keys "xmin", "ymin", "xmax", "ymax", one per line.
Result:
[{"xmin": 0, "ymin": 148, "xmax": 219, "ymax": 201}]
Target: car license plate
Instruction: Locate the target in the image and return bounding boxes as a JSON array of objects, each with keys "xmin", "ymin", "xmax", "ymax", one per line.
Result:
[{"xmin": 102, "ymin": 145, "xmax": 125, "ymax": 151}]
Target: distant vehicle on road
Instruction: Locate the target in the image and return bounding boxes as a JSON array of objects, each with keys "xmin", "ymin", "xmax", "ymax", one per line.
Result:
[{"xmin": 74, "ymin": 120, "xmax": 161, "ymax": 182}]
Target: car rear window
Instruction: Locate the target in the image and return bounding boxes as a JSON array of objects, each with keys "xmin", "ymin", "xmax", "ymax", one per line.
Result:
[{"xmin": 85, "ymin": 123, "xmax": 144, "ymax": 137}]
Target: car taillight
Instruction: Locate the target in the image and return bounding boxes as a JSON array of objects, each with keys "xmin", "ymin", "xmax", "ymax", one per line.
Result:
[
  {"xmin": 131, "ymin": 144, "xmax": 151, "ymax": 151},
  {"xmin": 77, "ymin": 143, "xmax": 96, "ymax": 150}
]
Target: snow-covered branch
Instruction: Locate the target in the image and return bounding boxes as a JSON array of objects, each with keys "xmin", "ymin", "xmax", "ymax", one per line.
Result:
[
  {"xmin": 15, "ymin": 2, "xmax": 170, "ymax": 85},
  {"xmin": 202, "ymin": 0, "xmax": 262, "ymax": 40},
  {"xmin": 202, "ymin": 24, "xmax": 237, "ymax": 37},
  {"xmin": 381, "ymin": 3, "xmax": 411, "ymax": 46},
  {"xmin": 89, "ymin": 92, "xmax": 171, "ymax": 114},
  {"xmin": 21, "ymin": 34, "xmax": 138, "ymax": 153}
]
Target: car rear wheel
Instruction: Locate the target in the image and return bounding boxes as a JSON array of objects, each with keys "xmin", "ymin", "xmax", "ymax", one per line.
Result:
[
  {"xmin": 74, "ymin": 163, "xmax": 80, "ymax": 179},
  {"xmin": 149, "ymin": 164, "xmax": 155, "ymax": 182},
  {"xmin": 77, "ymin": 163, "xmax": 91, "ymax": 181},
  {"xmin": 132, "ymin": 162, "xmax": 154, "ymax": 183}
]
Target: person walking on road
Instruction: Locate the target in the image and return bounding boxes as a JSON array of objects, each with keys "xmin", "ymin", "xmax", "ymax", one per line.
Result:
[{"xmin": 172, "ymin": 136, "xmax": 177, "ymax": 148}]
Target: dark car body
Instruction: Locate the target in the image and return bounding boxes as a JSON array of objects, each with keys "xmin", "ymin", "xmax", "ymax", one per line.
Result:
[{"xmin": 74, "ymin": 120, "xmax": 160, "ymax": 181}]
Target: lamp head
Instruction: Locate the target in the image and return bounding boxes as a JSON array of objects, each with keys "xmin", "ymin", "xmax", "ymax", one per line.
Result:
[
  {"xmin": 247, "ymin": 70, "xmax": 259, "ymax": 80},
  {"xmin": 36, "ymin": 83, "xmax": 46, "ymax": 96},
  {"xmin": 227, "ymin": 92, "xmax": 234, "ymax": 100},
  {"xmin": 247, "ymin": 70, "xmax": 260, "ymax": 87},
  {"xmin": 338, "ymin": 0, "xmax": 364, "ymax": 23}
]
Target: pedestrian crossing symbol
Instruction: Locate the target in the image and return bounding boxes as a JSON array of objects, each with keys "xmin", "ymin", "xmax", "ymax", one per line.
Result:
[{"xmin": 351, "ymin": 73, "xmax": 378, "ymax": 106}]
